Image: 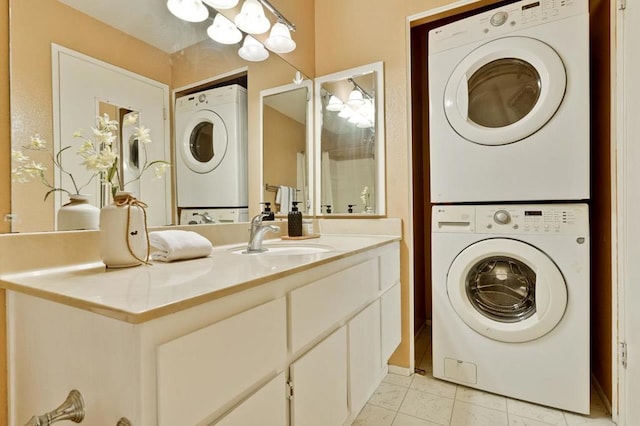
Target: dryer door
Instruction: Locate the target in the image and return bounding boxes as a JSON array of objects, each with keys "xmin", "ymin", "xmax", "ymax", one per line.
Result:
[
  {"xmin": 447, "ymin": 238, "xmax": 567, "ymax": 343},
  {"xmin": 179, "ymin": 109, "xmax": 228, "ymax": 174},
  {"xmin": 444, "ymin": 37, "xmax": 566, "ymax": 146}
]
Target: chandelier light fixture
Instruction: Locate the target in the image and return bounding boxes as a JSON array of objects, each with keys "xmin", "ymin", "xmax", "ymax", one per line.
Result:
[
  {"xmin": 238, "ymin": 35, "xmax": 270, "ymax": 61},
  {"xmin": 166, "ymin": 0, "xmax": 209, "ymax": 22},
  {"xmin": 207, "ymin": 13, "xmax": 243, "ymax": 44},
  {"xmin": 202, "ymin": 0, "xmax": 239, "ymax": 9},
  {"xmin": 167, "ymin": 0, "xmax": 297, "ymax": 62}
]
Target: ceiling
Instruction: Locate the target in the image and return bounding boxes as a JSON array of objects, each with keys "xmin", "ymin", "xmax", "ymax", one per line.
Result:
[{"xmin": 58, "ymin": 0, "xmax": 211, "ymax": 53}]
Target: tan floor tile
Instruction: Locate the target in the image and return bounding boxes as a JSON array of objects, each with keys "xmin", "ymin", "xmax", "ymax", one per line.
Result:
[
  {"xmin": 399, "ymin": 389, "xmax": 454, "ymax": 425},
  {"xmin": 368, "ymin": 382, "xmax": 410, "ymax": 411},
  {"xmin": 410, "ymin": 373, "xmax": 457, "ymax": 399},
  {"xmin": 352, "ymin": 404, "xmax": 397, "ymax": 426},
  {"xmin": 450, "ymin": 400, "xmax": 508, "ymax": 426},
  {"xmin": 455, "ymin": 386, "xmax": 507, "ymax": 412}
]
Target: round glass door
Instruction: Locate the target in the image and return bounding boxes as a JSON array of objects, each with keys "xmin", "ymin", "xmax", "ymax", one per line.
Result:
[
  {"xmin": 447, "ymin": 239, "xmax": 567, "ymax": 343},
  {"xmin": 180, "ymin": 110, "xmax": 228, "ymax": 174},
  {"xmin": 444, "ymin": 37, "xmax": 566, "ymax": 146}
]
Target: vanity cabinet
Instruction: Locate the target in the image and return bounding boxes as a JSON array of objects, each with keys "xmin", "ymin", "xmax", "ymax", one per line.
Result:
[{"xmin": 5, "ymin": 240, "xmax": 401, "ymax": 426}]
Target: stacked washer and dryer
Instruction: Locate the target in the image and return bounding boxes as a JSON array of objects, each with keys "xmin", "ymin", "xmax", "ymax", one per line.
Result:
[
  {"xmin": 175, "ymin": 84, "xmax": 249, "ymax": 224},
  {"xmin": 428, "ymin": 0, "xmax": 591, "ymax": 414}
]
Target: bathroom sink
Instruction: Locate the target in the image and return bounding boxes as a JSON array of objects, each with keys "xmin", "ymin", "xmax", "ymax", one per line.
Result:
[{"xmin": 228, "ymin": 243, "xmax": 333, "ymax": 256}]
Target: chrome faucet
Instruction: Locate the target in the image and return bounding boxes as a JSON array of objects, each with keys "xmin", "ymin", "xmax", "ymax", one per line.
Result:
[{"xmin": 247, "ymin": 213, "xmax": 280, "ymax": 253}]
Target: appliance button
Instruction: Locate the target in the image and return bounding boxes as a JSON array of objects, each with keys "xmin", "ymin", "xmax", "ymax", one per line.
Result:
[
  {"xmin": 493, "ymin": 210, "xmax": 511, "ymax": 224},
  {"xmin": 490, "ymin": 11, "xmax": 509, "ymax": 26}
]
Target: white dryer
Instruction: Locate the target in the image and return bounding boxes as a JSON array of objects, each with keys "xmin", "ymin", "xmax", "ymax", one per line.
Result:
[
  {"xmin": 428, "ymin": 0, "xmax": 589, "ymax": 203},
  {"xmin": 431, "ymin": 204, "xmax": 590, "ymax": 414},
  {"xmin": 175, "ymin": 85, "xmax": 248, "ymax": 208}
]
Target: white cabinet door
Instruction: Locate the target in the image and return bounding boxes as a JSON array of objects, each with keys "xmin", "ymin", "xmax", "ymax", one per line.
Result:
[
  {"xmin": 348, "ymin": 301, "xmax": 382, "ymax": 414},
  {"xmin": 381, "ymin": 282, "xmax": 402, "ymax": 364},
  {"xmin": 215, "ymin": 373, "xmax": 287, "ymax": 426},
  {"xmin": 290, "ymin": 326, "xmax": 348, "ymax": 426}
]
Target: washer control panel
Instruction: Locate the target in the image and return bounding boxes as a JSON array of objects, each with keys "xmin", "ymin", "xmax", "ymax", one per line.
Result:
[
  {"xmin": 429, "ymin": 0, "xmax": 586, "ymax": 54},
  {"xmin": 476, "ymin": 204, "xmax": 588, "ymax": 235}
]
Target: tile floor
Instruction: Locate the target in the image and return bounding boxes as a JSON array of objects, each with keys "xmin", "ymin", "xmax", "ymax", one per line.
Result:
[{"xmin": 353, "ymin": 326, "xmax": 616, "ymax": 426}]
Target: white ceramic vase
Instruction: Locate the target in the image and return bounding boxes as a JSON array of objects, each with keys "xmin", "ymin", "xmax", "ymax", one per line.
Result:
[
  {"xmin": 57, "ymin": 194, "xmax": 100, "ymax": 231},
  {"xmin": 99, "ymin": 192, "xmax": 149, "ymax": 268}
]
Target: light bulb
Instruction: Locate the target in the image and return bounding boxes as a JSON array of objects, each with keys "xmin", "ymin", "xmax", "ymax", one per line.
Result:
[
  {"xmin": 234, "ymin": 0, "xmax": 271, "ymax": 34},
  {"xmin": 326, "ymin": 96, "xmax": 344, "ymax": 112},
  {"xmin": 264, "ymin": 22, "xmax": 296, "ymax": 53},
  {"xmin": 346, "ymin": 89, "xmax": 365, "ymax": 108},
  {"xmin": 202, "ymin": 0, "xmax": 239, "ymax": 9},
  {"xmin": 238, "ymin": 35, "xmax": 269, "ymax": 61},
  {"xmin": 207, "ymin": 13, "xmax": 243, "ymax": 44},
  {"xmin": 166, "ymin": 0, "xmax": 209, "ymax": 22}
]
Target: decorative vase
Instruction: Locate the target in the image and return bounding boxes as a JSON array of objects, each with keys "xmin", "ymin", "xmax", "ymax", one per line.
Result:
[
  {"xmin": 57, "ymin": 194, "xmax": 100, "ymax": 231},
  {"xmin": 99, "ymin": 192, "xmax": 150, "ymax": 268}
]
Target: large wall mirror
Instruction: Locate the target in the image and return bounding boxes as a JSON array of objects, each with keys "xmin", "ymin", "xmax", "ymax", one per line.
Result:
[
  {"xmin": 261, "ymin": 80, "xmax": 313, "ymax": 216},
  {"xmin": 314, "ymin": 62, "xmax": 385, "ymax": 216},
  {"xmin": 7, "ymin": 0, "xmax": 313, "ymax": 233}
]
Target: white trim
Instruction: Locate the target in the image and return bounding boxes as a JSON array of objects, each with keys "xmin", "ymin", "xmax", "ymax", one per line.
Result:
[
  {"xmin": 388, "ymin": 364, "xmax": 413, "ymax": 377},
  {"xmin": 407, "ymin": 0, "xmax": 484, "ymax": 24},
  {"xmin": 613, "ymin": 0, "xmax": 624, "ymax": 422}
]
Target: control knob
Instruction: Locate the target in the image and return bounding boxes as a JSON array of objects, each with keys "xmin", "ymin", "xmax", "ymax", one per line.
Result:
[{"xmin": 493, "ymin": 210, "xmax": 511, "ymax": 225}]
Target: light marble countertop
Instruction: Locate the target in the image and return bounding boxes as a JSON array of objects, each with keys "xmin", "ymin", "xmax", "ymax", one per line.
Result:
[{"xmin": 0, "ymin": 234, "xmax": 399, "ymax": 323}]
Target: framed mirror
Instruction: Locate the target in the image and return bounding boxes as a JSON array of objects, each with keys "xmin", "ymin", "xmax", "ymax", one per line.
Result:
[
  {"xmin": 260, "ymin": 80, "xmax": 313, "ymax": 216},
  {"xmin": 7, "ymin": 0, "xmax": 312, "ymax": 233},
  {"xmin": 314, "ymin": 62, "xmax": 385, "ymax": 216}
]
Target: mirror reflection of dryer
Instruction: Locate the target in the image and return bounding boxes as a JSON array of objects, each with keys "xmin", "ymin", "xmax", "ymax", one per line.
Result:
[
  {"xmin": 121, "ymin": 110, "xmax": 141, "ymax": 197},
  {"xmin": 428, "ymin": 0, "xmax": 590, "ymax": 203},
  {"xmin": 175, "ymin": 84, "xmax": 248, "ymax": 210},
  {"xmin": 431, "ymin": 204, "xmax": 590, "ymax": 414}
]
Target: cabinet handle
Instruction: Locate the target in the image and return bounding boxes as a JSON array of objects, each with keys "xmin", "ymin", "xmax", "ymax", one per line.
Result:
[{"xmin": 24, "ymin": 389, "xmax": 85, "ymax": 426}]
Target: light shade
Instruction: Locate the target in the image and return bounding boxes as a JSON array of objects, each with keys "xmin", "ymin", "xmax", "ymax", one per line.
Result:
[
  {"xmin": 202, "ymin": 0, "xmax": 239, "ymax": 9},
  {"xmin": 326, "ymin": 95, "xmax": 344, "ymax": 112},
  {"xmin": 238, "ymin": 35, "xmax": 269, "ymax": 61},
  {"xmin": 346, "ymin": 89, "xmax": 365, "ymax": 108},
  {"xmin": 264, "ymin": 22, "xmax": 296, "ymax": 53},
  {"xmin": 234, "ymin": 0, "xmax": 271, "ymax": 34},
  {"xmin": 207, "ymin": 13, "xmax": 243, "ymax": 44},
  {"xmin": 166, "ymin": 0, "xmax": 209, "ymax": 22},
  {"xmin": 338, "ymin": 107, "xmax": 354, "ymax": 119}
]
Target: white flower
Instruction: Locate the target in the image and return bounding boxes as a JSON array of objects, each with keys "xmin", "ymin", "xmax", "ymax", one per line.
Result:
[
  {"xmin": 154, "ymin": 163, "xmax": 170, "ymax": 179},
  {"xmin": 12, "ymin": 149, "xmax": 29, "ymax": 163},
  {"xmin": 29, "ymin": 134, "xmax": 47, "ymax": 150},
  {"xmin": 96, "ymin": 113, "xmax": 118, "ymax": 132},
  {"xmin": 91, "ymin": 127, "xmax": 116, "ymax": 145},
  {"xmin": 134, "ymin": 126, "xmax": 152, "ymax": 144},
  {"xmin": 123, "ymin": 112, "xmax": 139, "ymax": 126}
]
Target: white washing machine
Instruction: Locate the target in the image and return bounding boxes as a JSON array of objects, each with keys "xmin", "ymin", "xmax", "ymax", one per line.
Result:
[
  {"xmin": 175, "ymin": 85, "xmax": 248, "ymax": 208},
  {"xmin": 428, "ymin": 0, "xmax": 589, "ymax": 203},
  {"xmin": 431, "ymin": 204, "xmax": 590, "ymax": 414}
]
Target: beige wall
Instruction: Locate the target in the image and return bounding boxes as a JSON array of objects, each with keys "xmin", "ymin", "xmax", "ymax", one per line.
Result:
[
  {"xmin": 0, "ymin": 0, "xmax": 8, "ymax": 419},
  {"xmin": 10, "ymin": 0, "xmax": 172, "ymax": 232},
  {"xmin": 315, "ymin": 0, "xmax": 456, "ymax": 368}
]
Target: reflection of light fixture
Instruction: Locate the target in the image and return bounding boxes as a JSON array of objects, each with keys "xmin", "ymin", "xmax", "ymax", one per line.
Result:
[
  {"xmin": 264, "ymin": 22, "xmax": 296, "ymax": 53},
  {"xmin": 207, "ymin": 13, "xmax": 243, "ymax": 44},
  {"xmin": 338, "ymin": 107, "xmax": 354, "ymax": 119},
  {"xmin": 356, "ymin": 119, "xmax": 373, "ymax": 129},
  {"xmin": 238, "ymin": 35, "xmax": 269, "ymax": 61},
  {"xmin": 167, "ymin": 0, "xmax": 209, "ymax": 22},
  {"xmin": 234, "ymin": 0, "xmax": 271, "ymax": 34},
  {"xmin": 202, "ymin": 0, "xmax": 239, "ymax": 9},
  {"xmin": 347, "ymin": 89, "xmax": 365, "ymax": 108},
  {"xmin": 326, "ymin": 95, "xmax": 344, "ymax": 112}
]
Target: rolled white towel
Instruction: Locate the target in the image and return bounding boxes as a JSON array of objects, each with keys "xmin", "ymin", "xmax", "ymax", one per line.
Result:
[{"xmin": 149, "ymin": 230, "xmax": 213, "ymax": 262}]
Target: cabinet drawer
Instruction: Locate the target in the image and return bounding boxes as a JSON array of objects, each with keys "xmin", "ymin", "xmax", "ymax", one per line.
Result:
[
  {"xmin": 379, "ymin": 243, "xmax": 400, "ymax": 292},
  {"xmin": 289, "ymin": 259, "xmax": 378, "ymax": 353},
  {"xmin": 157, "ymin": 298, "xmax": 287, "ymax": 426},
  {"xmin": 214, "ymin": 373, "xmax": 287, "ymax": 426}
]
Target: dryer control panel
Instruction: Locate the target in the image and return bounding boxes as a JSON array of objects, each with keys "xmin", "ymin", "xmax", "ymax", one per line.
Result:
[{"xmin": 476, "ymin": 204, "xmax": 589, "ymax": 235}]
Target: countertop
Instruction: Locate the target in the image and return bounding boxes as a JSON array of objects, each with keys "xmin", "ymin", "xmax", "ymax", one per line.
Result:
[{"xmin": 0, "ymin": 234, "xmax": 399, "ymax": 323}]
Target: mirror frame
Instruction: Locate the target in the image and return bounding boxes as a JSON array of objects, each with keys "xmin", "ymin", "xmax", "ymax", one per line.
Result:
[
  {"xmin": 259, "ymin": 79, "xmax": 314, "ymax": 217},
  {"xmin": 313, "ymin": 61, "xmax": 386, "ymax": 216}
]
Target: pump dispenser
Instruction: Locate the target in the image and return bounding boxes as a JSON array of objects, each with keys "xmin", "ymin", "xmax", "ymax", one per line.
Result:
[
  {"xmin": 288, "ymin": 201, "xmax": 303, "ymax": 237},
  {"xmin": 261, "ymin": 202, "xmax": 274, "ymax": 221}
]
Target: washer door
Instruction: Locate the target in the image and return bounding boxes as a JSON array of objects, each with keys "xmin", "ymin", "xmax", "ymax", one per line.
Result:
[
  {"xmin": 180, "ymin": 109, "xmax": 228, "ymax": 174},
  {"xmin": 444, "ymin": 36, "xmax": 566, "ymax": 146},
  {"xmin": 447, "ymin": 238, "xmax": 567, "ymax": 343}
]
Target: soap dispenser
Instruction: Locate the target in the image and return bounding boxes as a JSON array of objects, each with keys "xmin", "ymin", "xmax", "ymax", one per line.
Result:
[
  {"xmin": 261, "ymin": 202, "xmax": 275, "ymax": 221},
  {"xmin": 288, "ymin": 201, "xmax": 303, "ymax": 237}
]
